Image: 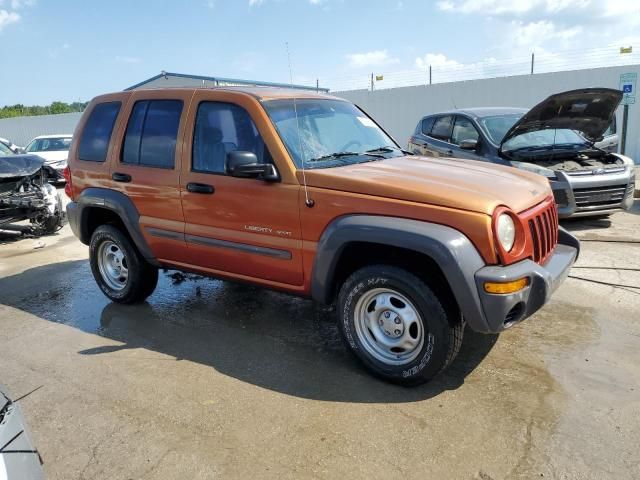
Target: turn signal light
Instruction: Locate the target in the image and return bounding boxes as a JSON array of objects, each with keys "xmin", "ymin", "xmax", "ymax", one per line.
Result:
[{"xmin": 484, "ymin": 277, "xmax": 530, "ymax": 294}]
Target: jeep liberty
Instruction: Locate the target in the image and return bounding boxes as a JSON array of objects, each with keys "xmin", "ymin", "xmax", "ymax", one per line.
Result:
[{"xmin": 65, "ymin": 87, "xmax": 579, "ymax": 385}]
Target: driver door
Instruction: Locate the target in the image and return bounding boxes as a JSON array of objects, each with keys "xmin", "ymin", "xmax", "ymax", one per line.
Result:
[{"xmin": 179, "ymin": 91, "xmax": 303, "ymax": 287}]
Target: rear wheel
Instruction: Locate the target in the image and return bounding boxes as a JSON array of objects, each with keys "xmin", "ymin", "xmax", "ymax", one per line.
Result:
[
  {"xmin": 90, "ymin": 225, "xmax": 158, "ymax": 304},
  {"xmin": 337, "ymin": 265, "xmax": 463, "ymax": 386}
]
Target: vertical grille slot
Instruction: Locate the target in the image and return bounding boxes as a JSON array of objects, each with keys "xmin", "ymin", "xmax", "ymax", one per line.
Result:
[{"xmin": 524, "ymin": 199, "xmax": 558, "ymax": 264}]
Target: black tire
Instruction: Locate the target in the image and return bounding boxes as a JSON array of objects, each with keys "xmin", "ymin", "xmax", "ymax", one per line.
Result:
[
  {"xmin": 337, "ymin": 265, "xmax": 464, "ymax": 386},
  {"xmin": 89, "ymin": 224, "xmax": 158, "ymax": 304}
]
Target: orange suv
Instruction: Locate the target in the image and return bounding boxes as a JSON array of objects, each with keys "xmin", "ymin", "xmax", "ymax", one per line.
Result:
[{"xmin": 66, "ymin": 87, "xmax": 579, "ymax": 385}]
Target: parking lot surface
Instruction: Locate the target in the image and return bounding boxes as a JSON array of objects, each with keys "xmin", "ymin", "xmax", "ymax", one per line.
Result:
[{"xmin": 1, "ymin": 195, "xmax": 639, "ymax": 480}]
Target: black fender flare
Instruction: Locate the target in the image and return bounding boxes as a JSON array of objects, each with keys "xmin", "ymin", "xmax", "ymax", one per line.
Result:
[
  {"xmin": 69, "ymin": 188, "xmax": 158, "ymax": 265},
  {"xmin": 310, "ymin": 215, "xmax": 491, "ymax": 332}
]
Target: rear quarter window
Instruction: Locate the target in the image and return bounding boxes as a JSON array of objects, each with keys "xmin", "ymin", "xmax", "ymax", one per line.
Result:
[
  {"xmin": 421, "ymin": 117, "xmax": 435, "ymax": 135},
  {"xmin": 78, "ymin": 102, "xmax": 121, "ymax": 162}
]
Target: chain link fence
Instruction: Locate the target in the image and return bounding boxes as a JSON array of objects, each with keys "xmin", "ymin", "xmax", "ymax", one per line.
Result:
[{"xmin": 322, "ymin": 45, "xmax": 640, "ymax": 92}]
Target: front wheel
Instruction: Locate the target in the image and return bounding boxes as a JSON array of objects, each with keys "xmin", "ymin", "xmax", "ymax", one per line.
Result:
[
  {"xmin": 337, "ymin": 265, "xmax": 463, "ymax": 386},
  {"xmin": 89, "ymin": 225, "xmax": 158, "ymax": 304}
]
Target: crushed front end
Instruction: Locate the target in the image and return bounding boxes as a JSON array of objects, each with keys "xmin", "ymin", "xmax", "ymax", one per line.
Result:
[{"xmin": 0, "ymin": 154, "xmax": 65, "ymax": 235}]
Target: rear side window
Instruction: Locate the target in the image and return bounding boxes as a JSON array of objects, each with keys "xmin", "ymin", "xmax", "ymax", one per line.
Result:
[
  {"xmin": 122, "ymin": 100, "xmax": 183, "ymax": 168},
  {"xmin": 430, "ymin": 115, "xmax": 454, "ymax": 141},
  {"xmin": 421, "ymin": 117, "xmax": 435, "ymax": 135},
  {"xmin": 78, "ymin": 102, "xmax": 121, "ymax": 162}
]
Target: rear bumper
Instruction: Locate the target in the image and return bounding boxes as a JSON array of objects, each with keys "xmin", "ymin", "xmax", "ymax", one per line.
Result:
[
  {"xmin": 471, "ymin": 228, "xmax": 579, "ymax": 333},
  {"xmin": 551, "ymin": 168, "xmax": 635, "ymax": 218},
  {"xmin": 66, "ymin": 201, "xmax": 83, "ymax": 242}
]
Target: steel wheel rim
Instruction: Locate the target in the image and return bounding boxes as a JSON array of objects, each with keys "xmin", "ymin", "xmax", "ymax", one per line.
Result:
[
  {"xmin": 354, "ymin": 287, "xmax": 425, "ymax": 366},
  {"xmin": 97, "ymin": 240, "xmax": 128, "ymax": 291}
]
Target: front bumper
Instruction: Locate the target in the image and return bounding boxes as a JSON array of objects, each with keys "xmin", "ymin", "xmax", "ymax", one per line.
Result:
[
  {"xmin": 551, "ymin": 168, "xmax": 635, "ymax": 218},
  {"xmin": 472, "ymin": 228, "xmax": 579, "ymax": 333}
]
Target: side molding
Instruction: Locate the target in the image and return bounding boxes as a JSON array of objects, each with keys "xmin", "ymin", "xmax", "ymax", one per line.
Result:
[
  {"xmin": 74, "ymin": 188, "xmax": 159, "ymax": 265},
  {"xmin": 311, "ymin": 215, "xmax": 491, "ymax": 331}
]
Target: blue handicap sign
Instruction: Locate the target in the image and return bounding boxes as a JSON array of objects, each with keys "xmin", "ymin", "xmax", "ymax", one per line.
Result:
[{"xmin": 623, "ymin": 84, "xmax": 633, "ymax": 93}]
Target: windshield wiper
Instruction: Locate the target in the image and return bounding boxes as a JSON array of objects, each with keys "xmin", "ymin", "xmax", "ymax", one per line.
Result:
[
  {"xmin": 308, "ymin": 150, "xmax": 387, "ymax": 163},
  {"xmin": 307, "ymin": 151, "xmax": 360, "ymax": 163}
]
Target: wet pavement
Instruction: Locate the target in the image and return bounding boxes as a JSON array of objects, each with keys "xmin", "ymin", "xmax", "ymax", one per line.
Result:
[{"xmin": 0, "ymin": 199, "xmax": 639, "ymax": 479}]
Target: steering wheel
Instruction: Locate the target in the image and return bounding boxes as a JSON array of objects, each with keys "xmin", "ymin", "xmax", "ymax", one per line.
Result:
[{"xmin": 340, "ymin": 140, "xmax": 362, "ymax": 152}]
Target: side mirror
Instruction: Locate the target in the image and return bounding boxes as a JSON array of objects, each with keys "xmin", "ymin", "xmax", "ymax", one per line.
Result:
[
  {"xmin": 459, "ymin": 139, "xmax": 479, "ymax": 150},
  {"xmin": 226, "ymin": 151, "xmax": 278, "ymax": 181}
]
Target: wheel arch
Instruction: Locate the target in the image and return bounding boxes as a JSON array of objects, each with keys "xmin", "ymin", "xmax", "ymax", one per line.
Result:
[
  {"xmin": 310, "ymin": 215, "xmax": 490, "ymax": 331},
  {"xmin": 75, "ymin": 188, "xmax": 159, "ymax": 266}
]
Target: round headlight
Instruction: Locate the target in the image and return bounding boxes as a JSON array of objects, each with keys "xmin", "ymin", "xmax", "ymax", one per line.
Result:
[{"xmin": 497, "ymin": 214, "xmax": 516, "ymax": 252}]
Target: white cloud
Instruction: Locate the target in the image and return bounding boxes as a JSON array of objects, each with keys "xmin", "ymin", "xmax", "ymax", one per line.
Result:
[
  {"xmin": 508, "ymin": 20, "xmax": 582, "ymax": 49},
  {"xmin": 346, "ymin": 50, "xmax": 400, "ymax": 68},
  {"xmin": 0, "ymin": 9, "xmax": 19, "ymax": 31},
  {"xmin": 436, "ymin": 0, "xmax": 589, "ymax": 15},
  {"xmin": 415, "ymin": 53, "xmax": 461, "ymax": 69},
  {"xmin": 115, "ymin": 55, "xmax": 141, "ymax": 64},
  {"xmin": 248, "ymin": 0, "xmax": 264, "ymax": 6}
]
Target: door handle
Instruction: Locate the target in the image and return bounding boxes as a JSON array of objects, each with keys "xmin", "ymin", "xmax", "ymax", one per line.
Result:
[
  {"xmin": 112, "ymin": 172, "xmax": 131, "ymax": 183},
  {"xmin": 187, "ymin": 182, "xmax": 215, "ymax": 194}
]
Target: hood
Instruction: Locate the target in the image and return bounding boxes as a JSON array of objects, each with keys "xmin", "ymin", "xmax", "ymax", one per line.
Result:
[
  {"xmin": 300, "ymin": 156, "xmax": 550, "ymax": 215},
  {"xmin": 500, "ymin": 88, "xmax": 622, "ymax": 148},
  {"xmin": 29, "ymin": 150, "xmax": 68, "ymax": 163},
  {"xmin": 0, "ymin": 154, "xmax": 45, "ymax": 178}
]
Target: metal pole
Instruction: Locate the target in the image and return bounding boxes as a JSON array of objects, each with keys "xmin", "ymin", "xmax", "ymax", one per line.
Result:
[
  {"xmin": 371, "ymin": 73, "xmax": 374, "ymax": 92},
  {"xmin": 429, "ymin": 65, "xmax": 432, "ymax": 85},
  {"xmin": 316, "ymin": 79, "xmax": 319, "ymax": 92},
  {"xmin": 621, "ymin": 104, "xmax": 629, "ymax": 155},
  {"xmin": 531, "ymin": 53, "xmax": 534, "ymax": 75}
]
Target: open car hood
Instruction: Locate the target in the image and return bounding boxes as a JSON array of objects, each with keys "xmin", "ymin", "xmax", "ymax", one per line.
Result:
[
  {"xmin": 500, "ymin": 88, "xmax": 622, "ymax": 149},
  {"xmin": 0, "ymin": 154, "xmax": 45, "ymax": 179}
]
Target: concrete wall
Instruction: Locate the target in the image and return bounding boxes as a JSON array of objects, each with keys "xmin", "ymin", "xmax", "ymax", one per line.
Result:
[
  {"xmin": 336, "ymin": 64, "xmax": 640, "ymax": 163},
  {"xmin": 0, "ymin": 112, "xmax": 82, "ymax": 147}
]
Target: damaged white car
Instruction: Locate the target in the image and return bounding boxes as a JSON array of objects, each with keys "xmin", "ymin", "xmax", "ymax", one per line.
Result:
[
  {"xmin": 408, "ymin": 88, "xmax": 636, "ymax": 217},
  {"xmin": 0, "ymin": 151, "xmax": 65, "ymax": 235}
]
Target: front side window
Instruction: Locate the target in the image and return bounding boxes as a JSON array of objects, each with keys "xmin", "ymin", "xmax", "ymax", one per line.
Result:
[
  {"xmin": 193, "ymin": 102, "xmax": 271, "ymax": 173},
  {"xmin": 122, "ymin": 99, "xmax": 183, "ymax": 168},
  {"xmin": 263, "ymin": 99, "xmax": 401, "ymax": 169},
  {"xmin": 26, "ymin": 137, "xmax": 72, "ymax": 152},
  {"xmin": 78, "ymin": 101, "xmax": 121, "ymax": 162},
  {"xmin": 429, "ymin": 116, "xmax": 453, "ymax": 141},
  {"xmin": 451, "ymin": 116, "xmax": 480, "ymax": 146}
]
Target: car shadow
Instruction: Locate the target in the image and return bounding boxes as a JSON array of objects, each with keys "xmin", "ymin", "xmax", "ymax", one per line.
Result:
[
  {"xmin": 560, "ymin": 216, "xmax": 612, "ymax": 232},
  {"xmin": 0, "ymin": 260, "xmax": 498, "ymax": 404}
]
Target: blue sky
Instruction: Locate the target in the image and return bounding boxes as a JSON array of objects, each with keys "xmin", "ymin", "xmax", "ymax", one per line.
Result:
[{"xmin": 1, "ymin": 0, "xmax": 638, "ymax": 105}]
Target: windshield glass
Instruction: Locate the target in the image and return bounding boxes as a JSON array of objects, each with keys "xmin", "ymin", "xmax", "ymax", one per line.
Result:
[
  {"xmin": 479, "ymin": 114, "xmax": 522, "ymax": 144},
  {"xmin": 263, "ymin": 99, "xmax": 400, "ymax": 169},
  {"xmin": 26, "ymin": 137, "xmax": 72, "ymax": 152},
  {"xmin": 0, "ymin": 142, "xmax": 12, "ymax": 156},
  {"xmin": 502, "ymin": 129, "xmax": 588, "ymax": 152}
]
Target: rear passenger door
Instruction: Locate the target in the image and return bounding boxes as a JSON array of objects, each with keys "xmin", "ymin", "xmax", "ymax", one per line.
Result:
[
  {"xmin": 179, "ymin": 91, "xmax": 303, "ymax": 287},
  {"xmin": 108, "ymin": 90, "xmax": 193, "ymax": 263}
]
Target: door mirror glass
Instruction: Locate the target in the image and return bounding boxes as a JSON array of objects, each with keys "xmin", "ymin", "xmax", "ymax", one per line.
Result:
[
  {"xmin": 459, "ymin": 139, "xmax": 478, "ymax": 150},
  {"xmin": 226, "ymin": 151, "xmax": 278, "ymax": 181}
]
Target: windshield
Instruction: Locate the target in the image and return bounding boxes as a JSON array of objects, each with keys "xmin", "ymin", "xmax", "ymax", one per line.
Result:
[
  {"xmin": 502, "ymin": 129, "xmax": 588, "ymax": 152},
  {"xmin": 26, "ymin": 137, "xmax": 72, "ymax": 152},
  {"xmin": 479, "ymin": 114, "xmax": 522, "ymax": 144},
  {"xmin": 263, "ymin": 99, "xmax": 400, "ymax": 169},
  {"xmin": 0, "ymin": 142, "xmax": 12, "ymax": 156}
]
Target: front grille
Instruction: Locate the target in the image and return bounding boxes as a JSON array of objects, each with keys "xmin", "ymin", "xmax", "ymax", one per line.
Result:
[
  {"xmin": 573, "ymin": 184, "xmax": 628, "ymax": 209},
  {"xmin": 526, "ymin": 201, "xmax": 558, "ymax": 264}
]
